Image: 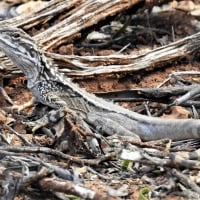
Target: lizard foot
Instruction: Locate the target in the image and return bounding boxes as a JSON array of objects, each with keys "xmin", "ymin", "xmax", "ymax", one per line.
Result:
[
  {"xmin": 24, "ymin": 108, "xmax": 67, "ymax": 132},
  {"xmin": 11, "ymin": 97, "xmax": 37, "ymax": 114}
]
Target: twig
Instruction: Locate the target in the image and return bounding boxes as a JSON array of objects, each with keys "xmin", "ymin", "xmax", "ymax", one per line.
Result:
[
  {"xmin": 172, "ymin": 169, "xmax": 200, "ymax": 194},
  {"xmin": 6, "ymin": 125, "xmax": 33, "ymax": 146},
  {"xmin": 0, "ymin": 146, "xmax": 119, "ymax": 166},
  {"xmin": 39, "ymin": 177, "xmax": 118, "ymax": 200}
]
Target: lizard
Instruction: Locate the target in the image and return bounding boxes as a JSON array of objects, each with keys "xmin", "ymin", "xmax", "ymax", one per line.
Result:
[{"xmin": 1, "ymin": 27, "xmax": 200, "ymax": 141}]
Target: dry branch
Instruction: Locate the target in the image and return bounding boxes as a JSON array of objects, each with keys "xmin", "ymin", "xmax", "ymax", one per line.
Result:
[
  {"xmin": 0, "ymin": 0, "xmax": 142, "ymax": 70},
  {"xmin": 35, "ymin": 0, "xmax": 142, "ymax": 49},
  {"xmin": 1, "ymin": 0, "xmax": 197, "ymax": 77},
  {"xmin": 3, "ymin": 31, "xmax": 200, "ymax": 77},
  {"xmin": 0, "ymin": 0, "xmax": 142, "ymax": 48},
  {"xmin": 0, "ymin": 0, "xmax": 80, "ymax": 29},
  {"xmin": 39, "ymin": 178, "xmax": 118, "ymax": 200},
  {"xmin": 48, "ymin": 32, "xmax": 200, "ymax": 76}
]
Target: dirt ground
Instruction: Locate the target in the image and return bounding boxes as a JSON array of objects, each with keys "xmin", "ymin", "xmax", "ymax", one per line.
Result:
[{"xmin": 1, "ymin": 0, "xmax": 200, "ymax": 199}]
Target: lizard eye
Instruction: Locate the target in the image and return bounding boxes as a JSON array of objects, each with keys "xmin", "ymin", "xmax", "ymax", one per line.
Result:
[{"xmin": 13, "ymin": 33, "xmax": 20, "ymax": 39}]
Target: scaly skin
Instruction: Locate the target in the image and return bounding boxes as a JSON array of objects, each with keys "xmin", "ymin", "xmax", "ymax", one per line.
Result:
[{"xmin": 0, "ymin": 27, "xmax": 200, "ymax": 141}]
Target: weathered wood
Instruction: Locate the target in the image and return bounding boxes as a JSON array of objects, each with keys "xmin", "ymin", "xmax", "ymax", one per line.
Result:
[
  {"xmin": 48, "ymin": 32, "xmax": 200, "ymax": 76},
  {"xmin": 0, "ymin": 0, "xmax": 142, "ymax": 47},
  {"xmin": 0, "ymin": 0, "xmax": 142, "ymax": 70},
  {"xmin": 3, "ymin": 31, "xmax": 200, "ymax": 77},
  {"xmin": 35, "ymin": 0, "xmax": 142, "ymax": 49},
  {"xmin": 1, "ymin": 0, "xmax": 193, "ymax": 76},
  {"xmin": 0, "ymin": 0, "xmax": 80, "ymax": 29}
]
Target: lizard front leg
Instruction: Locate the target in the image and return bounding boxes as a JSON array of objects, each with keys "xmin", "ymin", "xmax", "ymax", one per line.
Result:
[
  {"xmin": 11, "ymin": 97, "xmax": 37, "ymax": 113},
  {"xmin": 25, "ymin": 107, "xmax": 68, "ymax": 132},
  {"xmin": 1, "ymin": 86, "xmax": 37, "ymax": 113},
  {"xmin": 26, "ymin": 107, "xmax": 101, "ymax": 154}
]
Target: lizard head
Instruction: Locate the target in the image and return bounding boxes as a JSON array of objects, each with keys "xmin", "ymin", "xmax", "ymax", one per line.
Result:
[{"xmin": 0, "ymin": 27, "xmax": 46, "ymax": 88}]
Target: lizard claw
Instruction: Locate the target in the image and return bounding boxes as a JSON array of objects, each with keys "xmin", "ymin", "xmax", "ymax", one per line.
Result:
[{"xmin": 11, "ymin": 104, "xmax": 28, "ymax": 114}]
